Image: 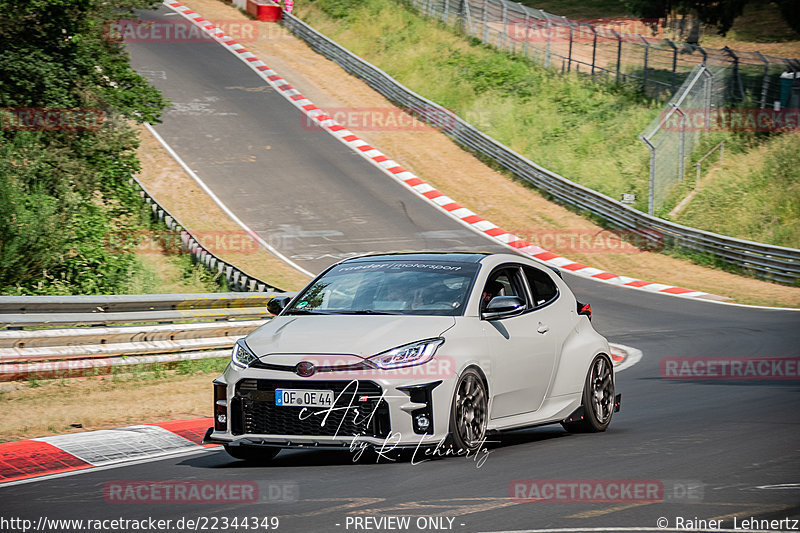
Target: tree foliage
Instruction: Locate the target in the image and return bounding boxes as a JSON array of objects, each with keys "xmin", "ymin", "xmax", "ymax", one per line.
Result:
[
  {"xmin": 0, "ymin": 0, "xmax": 168, "ymax": 294},
  {"xmin": 622, "ymin": 0, "xmax": 749, "ymax": 36}
]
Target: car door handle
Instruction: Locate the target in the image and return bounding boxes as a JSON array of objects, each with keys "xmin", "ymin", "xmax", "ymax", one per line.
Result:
[{"xmin": 537, "ymin": 322, "xmax": 549, "ymax": 334}]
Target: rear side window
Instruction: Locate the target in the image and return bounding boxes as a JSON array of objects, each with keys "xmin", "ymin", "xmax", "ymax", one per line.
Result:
[{"xmin": 524, "ymin": 266, "xmax": 559, "ymax": 307}]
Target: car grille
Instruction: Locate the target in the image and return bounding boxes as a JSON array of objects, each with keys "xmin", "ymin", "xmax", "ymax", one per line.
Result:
[{"xmin": 231, "ymin": 379, "xmax": 390, "ymax": 438}]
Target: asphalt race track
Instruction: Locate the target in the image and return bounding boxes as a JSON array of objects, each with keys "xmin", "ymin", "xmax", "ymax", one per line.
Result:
[{"xmin": 3, "ymin": 6, "xmax": 798, "ymax": 532}]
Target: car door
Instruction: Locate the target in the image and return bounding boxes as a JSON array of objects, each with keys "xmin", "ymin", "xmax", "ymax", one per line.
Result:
[{"xmin": 482, "ymin": 265, "xmax": 558, "ymax": 419}]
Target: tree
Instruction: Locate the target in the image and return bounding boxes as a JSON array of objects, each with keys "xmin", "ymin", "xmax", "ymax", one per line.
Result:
[
  {"xmin": 622, "ymin": 0, "xmax": 749, "ymax": 37},
  {"xmin": 0, "ymin": 0, "xmax": 169, "ymax": 294}
]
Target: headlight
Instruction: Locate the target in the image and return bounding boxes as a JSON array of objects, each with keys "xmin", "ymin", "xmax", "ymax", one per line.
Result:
[
  {"xmin": 231, "ymin": 339, "xmax": 257, "ymax": 369},
  {"xmin": 368, "ymin": 338, "xmax": 444, "ymax": 370}
]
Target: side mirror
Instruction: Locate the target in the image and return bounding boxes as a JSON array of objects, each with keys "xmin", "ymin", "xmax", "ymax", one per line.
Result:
[
  {"xmin": 267, "ymin": 296, "xmax": 292, "ymax": 316},
  {"xmin": 482, "ymin": 296, "xmax": 526, "ymax": 320}
]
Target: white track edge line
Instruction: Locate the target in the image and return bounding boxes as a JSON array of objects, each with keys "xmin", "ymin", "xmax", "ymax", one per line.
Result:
[{"xmin": 143, "ymin": 122, "xmax": 314, "ymax": 279}]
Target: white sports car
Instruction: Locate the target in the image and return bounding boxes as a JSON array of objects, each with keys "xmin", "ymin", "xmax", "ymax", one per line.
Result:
[{"xmin": 204, "ymin": 252, "xmax": 620, "ymax": 462}]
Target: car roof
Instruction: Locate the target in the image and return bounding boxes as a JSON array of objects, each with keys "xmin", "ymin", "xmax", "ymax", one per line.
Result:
[
  {"xmin": 342, "ymin": 252, "xmax": 491, "ymax": 264},
  {"xmin": 340, "ymin": 252, "xmax": 563, "ymax": 278}
]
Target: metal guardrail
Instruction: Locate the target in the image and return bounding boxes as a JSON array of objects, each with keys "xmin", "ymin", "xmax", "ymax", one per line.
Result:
[
  {"xmin": 0, "ymin": 293, "xmax": 297, "ymax": 380},
  {"xmin": 0, "ymin": 292, "xmax": 284, "ymax": 327},
  {"xmin": 282, "ymin": 13, "xmax": 800, "ymax": 284},
  {"xmin": 129, "ymin": 176, "xmax": 285, "ymax": 293}
]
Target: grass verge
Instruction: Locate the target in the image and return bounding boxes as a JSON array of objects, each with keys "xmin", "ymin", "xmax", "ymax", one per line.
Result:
[{"xmin": 293, "ymin": 0, "xmax": 799, "ymax": 250}]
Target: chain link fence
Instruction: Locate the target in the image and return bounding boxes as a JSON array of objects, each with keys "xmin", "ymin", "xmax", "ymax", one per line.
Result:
[
  {"xmin": 411, "ymin": 0, "xmax": 800, "ymax": 216},
  {"xmin": 412, "ymin": 0, "xmax": 800, "ymax": 102},
  {"xmin": 639, "ymin": 63, "xmax": 721, "ymax": 214}
]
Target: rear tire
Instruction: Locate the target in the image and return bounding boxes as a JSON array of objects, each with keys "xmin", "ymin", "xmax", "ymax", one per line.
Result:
[
  {"xmin": 224, "ymin": 444, "xmax": 280, "ymax": 463},
  {"xmin": 562, "ymin": 354, "xmax": 614, "ymax": 433}
]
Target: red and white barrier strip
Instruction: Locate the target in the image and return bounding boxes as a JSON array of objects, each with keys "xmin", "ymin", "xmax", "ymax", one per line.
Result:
[
  {"xmin": 161, "ymin": 0, "xmax": 713, "ymax": 300},
  {"xmin": 0, "ymin": 418, "xmax": 214, "ymax": 484}
]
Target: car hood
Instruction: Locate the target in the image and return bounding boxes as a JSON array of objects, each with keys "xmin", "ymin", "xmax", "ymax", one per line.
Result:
[{"xmin": 244, "ymin": 315, "xmax": 456, "ymax": 365}]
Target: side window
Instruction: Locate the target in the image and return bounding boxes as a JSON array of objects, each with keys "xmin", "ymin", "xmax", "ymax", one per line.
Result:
[
  {"xmin": 524, "ymin": 266, "xmax": 559, "ymax": 307},
  {"xmin": 482, "ymin": 267, "xmax": 526, "ymax": 309}
]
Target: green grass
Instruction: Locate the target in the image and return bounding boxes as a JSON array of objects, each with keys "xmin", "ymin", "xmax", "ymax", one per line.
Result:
[
  {"xmin": 295, "ymin": 0, "xmax": 800, "ymax": 250},
  {"xmin": 300, "ymin": 0, "xmax": 662, "ymax": 211},
  {"xmin": 673, "ymin": 132, "xmax": 800, "ymax": 248}
]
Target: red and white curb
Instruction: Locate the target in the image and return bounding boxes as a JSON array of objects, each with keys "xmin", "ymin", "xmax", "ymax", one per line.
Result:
[
  {"xmin": 0, "ymin": 345, "xmax": 640, "ymax": 485},
  {"xmin": 0, "ymin": 418, "xmax": 214, "ymax": 485},
  {"xmin": 162, "ymin": 0, "xmax": 715, "ymax": 301},
  {"xmin": 610, "ymin": 343, "xmax": 641, "ymax": 373}
]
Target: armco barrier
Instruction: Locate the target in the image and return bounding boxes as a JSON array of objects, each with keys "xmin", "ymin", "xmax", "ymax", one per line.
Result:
[
  {"xmin": 0, "ymin": 292, "xmax": 296, "ymax": 380},
  {"xmin": 129, "ymin": 176, "xmax": 285, "ymax": 292},
  {"xmin": 281, "ymin": 13, "xmax": 800, "ymax": 285}
]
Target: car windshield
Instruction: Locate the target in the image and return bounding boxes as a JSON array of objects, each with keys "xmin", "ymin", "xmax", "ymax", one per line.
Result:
[{"xmin": 285, "ymin": 260, "xmax": 480, "ymax": 316}]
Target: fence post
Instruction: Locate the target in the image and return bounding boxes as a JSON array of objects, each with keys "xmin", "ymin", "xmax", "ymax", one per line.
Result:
[
  {"xmin": 701, "ymin": 64, "xmax": 712, "ymax": 132},
  {"xmin": 590, "ymin": 25, "xmax": 597, "ymax": 76},
  {"xmin": 723, "ymin": 46, "xmax": 745, "ymax": 102},
  {"xmin": 443, "ymin": 0, "xmax": 449, "ymax": 23},
  {"xmin": 676, "ymin": 106, "xmax": 686, "ymax": 182},
  {"xmin": 523, "ymin": 12, "xmax": 530, "ymax": 57},
  {"xmin": 612, "ymin": 29, "xmax": 622, "ymax": 83},
  {"xmin": 502, "ymin": 1, "xmax": 508, "ymax": 50},
  {"xmin": 544, "ymin": 18, "xmax": 552, "ymax": 68},
  {"xmin": 640, "ymin": 135, "xmax": 656, "ymax": 216},
  {"xmin": 639, "ymin": 35, "xmax": 650, "ymax": 91},
  {"xmin": 482, "ymin": 0, "xmax": 489, "ymax": 43},
  {"xmin": 461, "ymin": 0, "xmax": 473, "ymax": 36},
  {"xmin": 567, "ymin": 24, "xmax": 574, "ymax": 72},
  {"xmin": 754, "ymin": 51, "xmax": 770, "ymax": 109},
  {"xmin": 695, "ymin": 44, "xmax": 707, "ymax": 64},
  {"xmin": 667, "ymin": 38, "xmax": 678, "ymax": 91}
]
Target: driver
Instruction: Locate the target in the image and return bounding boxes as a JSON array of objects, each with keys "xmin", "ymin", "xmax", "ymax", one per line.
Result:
[{"xmin": 481, "ymin": 280, "xmax": 505, "ymax": 309}]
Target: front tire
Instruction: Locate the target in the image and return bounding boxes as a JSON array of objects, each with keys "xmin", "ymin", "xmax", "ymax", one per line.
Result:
[
  {"xmin": 562, "ymin": 354, "xmax": 614, "ymax": 433},
  {"xmin": 224, "ymin": 444, "xmax": 280, "ymax": 463},
  {"xmin": 449, "ymin": 368, "xmax": 488, "ymax": 453}
]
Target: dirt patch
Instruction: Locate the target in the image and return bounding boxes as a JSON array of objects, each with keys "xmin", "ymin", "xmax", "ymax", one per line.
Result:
[{"xmin": 170, "ymin": 0, "xmax": 800, "ymax": 307}]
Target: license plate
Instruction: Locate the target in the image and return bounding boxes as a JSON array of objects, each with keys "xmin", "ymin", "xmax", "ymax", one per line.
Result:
[{"xmin": 275, "ymin": 389, "xmax": 334, "ymax": 408}]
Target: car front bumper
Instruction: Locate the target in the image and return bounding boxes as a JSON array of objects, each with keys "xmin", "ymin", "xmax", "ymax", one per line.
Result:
[{"xmin": 205, "ymin": 365, "xmax": 458, "ymax": 450}]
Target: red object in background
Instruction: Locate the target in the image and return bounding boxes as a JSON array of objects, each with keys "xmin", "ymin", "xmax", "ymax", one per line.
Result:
[{"xmin": 247, "ymin": 0, "xmax": 282, "ymax": 22}]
